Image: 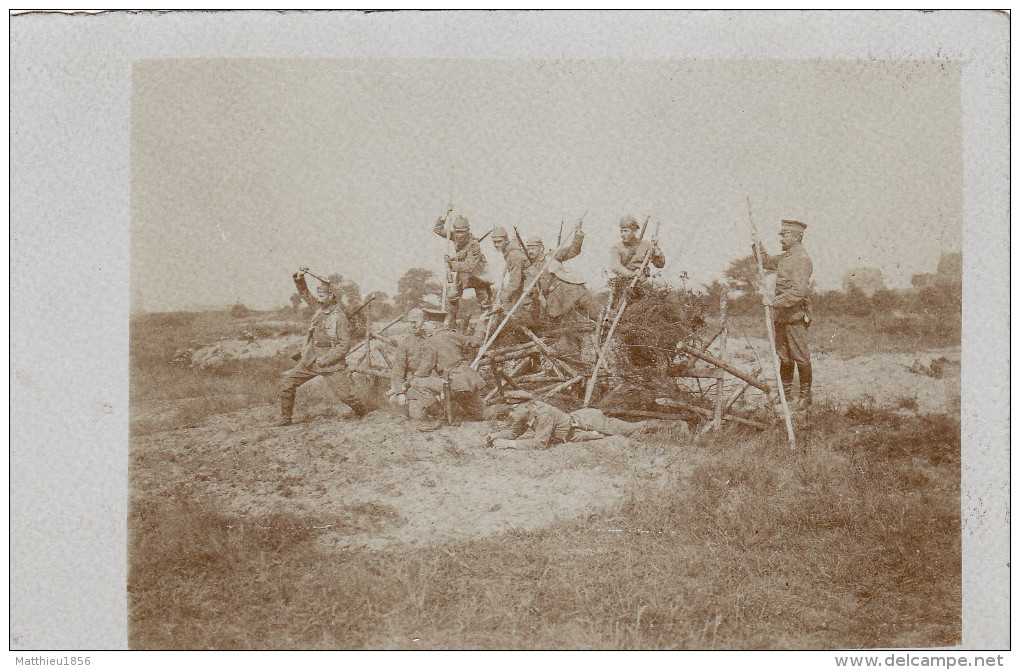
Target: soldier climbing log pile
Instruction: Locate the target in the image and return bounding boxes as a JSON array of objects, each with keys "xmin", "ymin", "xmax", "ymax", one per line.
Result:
[{"xmin": 279, "ymin": 208, "xmax": 814, "ymax": 446}]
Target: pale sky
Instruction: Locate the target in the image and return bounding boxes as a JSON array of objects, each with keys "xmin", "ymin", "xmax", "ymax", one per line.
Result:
[{"xmin": 132, "ymin": 58, "xmax": 962, "ymax": 311}]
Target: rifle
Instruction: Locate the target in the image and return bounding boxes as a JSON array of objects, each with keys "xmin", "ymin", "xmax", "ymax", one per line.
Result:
[
  {"xmin": 346, "ymin": 293, "xmax": 376, "ymax": 319},
  {"xmin": 477, "ymin": 227, "xmax": 494, "ymax": 243},
  {"xmin": 747, "ymin": 197, "xmax": 796, "ymax": 450},
  {"xmin": 513, "ymin": 226, "xmax": 530, "ymax": 261}
]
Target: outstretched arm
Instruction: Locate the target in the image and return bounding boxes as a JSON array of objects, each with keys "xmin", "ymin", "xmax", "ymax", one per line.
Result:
[{"xmin": 293, "ymin": 271, "xmax": 322, "ymax": 309}]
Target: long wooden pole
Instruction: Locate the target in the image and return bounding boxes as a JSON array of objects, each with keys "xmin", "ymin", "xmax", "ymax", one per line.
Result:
[
  {"xmin": 440, "ymin": 165, "xmax": 455, "ymax": 313},
  {"xmin": 675, "ymin": 344, "xmax": 770, "ymax": 392},
  {"xmin": 747, "ymin": 197, "xmax": 796, "ymax": 449},
  {"xmin": 583, "ymin": 220, "xmax": 659, "ymax": 407}
]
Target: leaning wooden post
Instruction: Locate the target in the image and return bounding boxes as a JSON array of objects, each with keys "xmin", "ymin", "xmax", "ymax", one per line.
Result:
[
  {"xmin": 747, "ymin": 197, "xmax": 796, "ymax": 450},
  {"xmin": 583, "ymin": 220, "xmax": 659, "ymax": 407},
  {"xmin": 712, "ymin": 294, "xmax": 727, "ymax": 431}
]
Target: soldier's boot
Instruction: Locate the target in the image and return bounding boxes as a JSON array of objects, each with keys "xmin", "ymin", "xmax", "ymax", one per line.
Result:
[
  {"xmin": 274, "ymin": 392, "xmax": 295, "ymax": 426},
  {"xmin": 444, "ymin": 299, "xmax": 460, "ymax": 329},
  {"xmin": 796, "ymin": 363, "xmax": 813, "ymax": 410},
  {"xmin": 779, "ymin": 361, "xmax": 797, "ymax": 406}
]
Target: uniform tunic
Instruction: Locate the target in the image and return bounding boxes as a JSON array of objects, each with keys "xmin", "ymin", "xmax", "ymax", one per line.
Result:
[
  {"xmin": 610, "ymin": 238, "xmax": 665, "ymax": 279},
  {"xmin": 497, "ymin": 242, "xmax": 531, "ymax": 305},
  {"xmin": 433, "ymin": 219, "xmax": 492, "ymax": 306},
  {"xmin": 389, "ymin": 333, "xmax": 426, "ymax": 394},
  {"xmin": 408, "ymin": 327, "xmax": 486, "ymax": 420},
  {"xmin": 538, "ymin": 231, "xmax": 599, "ymax": 320},
  {"xmin": 762, "ymin": 242, "xmax": 813, "ymax": 365},
  {"xmin": 280, "ymin": 276, "xmax": 360, "ymax": 408}
]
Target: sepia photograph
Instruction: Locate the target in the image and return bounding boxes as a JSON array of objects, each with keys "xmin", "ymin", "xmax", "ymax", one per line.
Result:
[{"xmin": 9, "ymin": 9, "xmax": 1010, "ymax": 658}]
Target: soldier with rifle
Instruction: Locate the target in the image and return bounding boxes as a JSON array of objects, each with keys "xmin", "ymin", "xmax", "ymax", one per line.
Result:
[
  {"xmin": 432, "ymin": 212, "xmax": 492, "ymax": 331},
  {"xmin": 275, "ymin": 268, "xmax": 367, "ymax": 426},
  {"xmin": 610, "ymin": 215, "xmax": 666, "ymax": 279},
  {"xmin": 752, "ymin": 219, "xmax": 814, "ymax": 410},
  {"xmin": 407, "ymin": 319, "xmax": 487, "ymax": 430}
]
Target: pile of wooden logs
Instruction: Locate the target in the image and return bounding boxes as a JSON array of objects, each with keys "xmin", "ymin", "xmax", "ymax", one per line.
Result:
[{"xmin": 344, "ymin": 299, "xmax": 776, "ymax": 433}]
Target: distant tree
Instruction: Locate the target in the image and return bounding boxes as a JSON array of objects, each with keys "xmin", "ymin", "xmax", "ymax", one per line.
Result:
[
  {"xmin": 229, "ymin": 302, "xmax": 252, "ymax": 318},
  {"xmin": 325, "ymin": 273, "xmax": 362, "ymax": 308},
  {"xmin": 365, "ymin": 291, "xmax": 397, "ymax": 320},
  {"xmin": 870, "ymin": 288, "xmax": 902, "ymax": 313},
  {"xmin": 701, "ymin": 280, "xmax": 727, "ymax": 316},
  {"xmin": 843, "ymin": 285, "xmax": 873, "ymax": 317},
  {"xmin": 723, "ymin": 254, "xmax": 760, "ymax": 296},
  {"xmin": 395, "ymin": 267, "xmax": 442, "ymax": 312}
]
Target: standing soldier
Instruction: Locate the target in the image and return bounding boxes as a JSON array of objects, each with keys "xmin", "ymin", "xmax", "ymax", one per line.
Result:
[
  {"xmin": 433, "ymin": 213, "xmax": 492, "ymax": 331},
  {"xmin": 408, "ymin": 321, "xmax": 487, "ymax": 429},
  {"xmin": 520, "ymin": 227, "xmax": 588, "ymax": 322},
  {"xmin": 538, "ymin": 222, "xmax": 600, "ymax": 323},
  {"xmin": 488, "ymin": 226, "xmax": 531, "ymax": 315},
  {"xmin": 276, "ymin": 269, "xmax": 367, "ymax": 426},
  {"xmin": 384, "ymin": 308, "xmax": 429, "ymax": 410},
  {"xmin": 754, "ymin": 219, "xmax": 814, "ymax": 410}
]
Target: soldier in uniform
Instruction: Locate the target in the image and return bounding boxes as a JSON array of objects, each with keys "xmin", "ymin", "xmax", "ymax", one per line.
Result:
[
  {"xmin": 384, "ymin": 308, "xmax": 428, "ymax": 410},
  {"xmin": 276, "ymin": 269, "xmax": 366, "ymax": 426},
  {"xmin": 489, "ymin": 226, "xmax": 531, "ymax": 314},
  {"xmin": 486, "ymin": 392, "xmax": 679, "ymax": 450},
  {"xmin": 535, "ymin": 224, "xmax": 600, "ymax": 323},
  {"xmin": 433, "ymin": 213, "xmax": 492, "ymax": 331},
  {"xmin": 407, "ymin": 321, "xmax": 488, "ymax": 428},
  {"xmin": 755, "ymin": 219, "xmax": 814, "ymax": 410},
  {"xmin": 610, "ymin": 215, "xmax": 666, "ymax": 280}
]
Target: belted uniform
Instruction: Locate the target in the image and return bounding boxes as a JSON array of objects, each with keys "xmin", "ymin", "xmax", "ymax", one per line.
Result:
[
  {"xmin": 278, "ymin": 275, "xmax": 364, "ymax": 423},
  {"xmin": 433, "ymin": 218, "xmax": 493, "ymax": 325}
]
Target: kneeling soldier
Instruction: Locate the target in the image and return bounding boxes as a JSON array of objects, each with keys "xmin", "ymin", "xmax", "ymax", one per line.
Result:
[{"xmin": 407, "ymin": 321, "xmax": 487, "ymax": 429}]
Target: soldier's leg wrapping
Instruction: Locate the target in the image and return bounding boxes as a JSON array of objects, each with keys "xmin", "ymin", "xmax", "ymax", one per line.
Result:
[
  {"xmin": 321, "ymin": 368, "xmax": 367, "ymax": 417},
  {"xmin": 774, "ymin": 323, "xmax": 797, "ymax": 400},
  {"xmin": 279, "ymin": 367, "xmax": 318, "ymax": 424},
  {"xmin": 571, "ymin": 408, "xmax": 644, "ymax": 437},
  {"xmin": 406, "ymin": 387, "xmax": 439, "ymax": 420},
  {"xmin": 407, "ymin": 377, "xmax": 444, "ymax": 420},
  {"xmin": 468, "ymin": 276, "xmax": 492, "ymax": 312},
  {"xmin": 785, "ymin": 322, "xmax": 812, "ymax": 406}
]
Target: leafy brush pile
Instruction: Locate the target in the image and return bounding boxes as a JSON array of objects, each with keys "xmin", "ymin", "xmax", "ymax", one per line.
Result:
[{"xmin": 612, "ymin": 281, "xmax": 708, "ymax": 368}]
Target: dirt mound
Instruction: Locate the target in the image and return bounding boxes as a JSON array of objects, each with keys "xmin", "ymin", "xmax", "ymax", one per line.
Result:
[{"xmin": 131, "ymin": 404, "xmax": 682, "ymax": 552}]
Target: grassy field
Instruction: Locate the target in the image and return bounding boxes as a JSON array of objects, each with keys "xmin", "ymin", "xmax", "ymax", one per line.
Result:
[{"xmin": 128, "ymin": 307, "xmax": 961, "ymax": 649}]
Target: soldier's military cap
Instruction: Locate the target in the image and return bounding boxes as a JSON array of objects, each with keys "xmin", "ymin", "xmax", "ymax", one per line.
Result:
[
  {"xmin": 504, "ymin": 389, "xmax": 535, "ymax": 403},
  {"xmin": 452, "ymin": 215, "xmax": 471, "ymax": 231},
  {"xmin": 619, "ymin": 215, "xmax": 640, "ymax": 230},
  {"xmin": 526, "ymin": 236, "xmax": 544, "ymax": 247},
  {"xmin": 491, "ymin": 226, "xmax": 509, "ymax": 241},
  {"xmin": 421, "ymin": 307, "xmax": 448, "ymax": 322},
  {"xmin": 781, "ymin": 219, "xmax": 807, "ymax": 232},
  {"xmin": 407, "ymin": 307, "xmax": 426, "ymax": 323}
]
